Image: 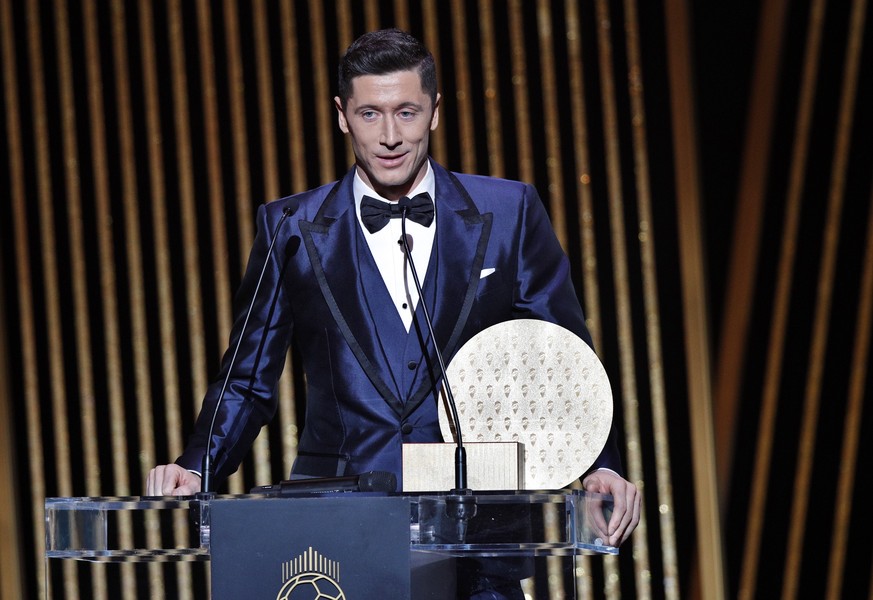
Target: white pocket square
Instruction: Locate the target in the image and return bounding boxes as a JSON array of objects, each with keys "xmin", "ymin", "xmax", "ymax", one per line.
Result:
[{"xmin": 480, "ymin": 267, "xmax": 496, "ymax": 279}]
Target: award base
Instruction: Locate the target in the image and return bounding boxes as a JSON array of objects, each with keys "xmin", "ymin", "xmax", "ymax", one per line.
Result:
[{"xmin": 402, "ymin": 442, "xmax": 524, "ymax": 492}]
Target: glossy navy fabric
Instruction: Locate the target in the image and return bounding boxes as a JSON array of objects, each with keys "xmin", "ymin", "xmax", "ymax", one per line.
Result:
[{"xmin": 177, "ymin": 160, "xmax": 622, "ymax": 487}]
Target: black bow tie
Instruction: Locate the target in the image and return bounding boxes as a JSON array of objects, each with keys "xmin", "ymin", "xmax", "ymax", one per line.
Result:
[{"xmin": 360, "ymin": 192, "xmax": 434, "ymax": 233}]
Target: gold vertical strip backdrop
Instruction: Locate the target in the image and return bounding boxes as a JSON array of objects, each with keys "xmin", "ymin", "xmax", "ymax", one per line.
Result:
[
  {"xmin": 782, "ymin": 0, "xmax": 865, "ymax": 594},
  {"xmin": 0, "ymin": 9, "xmax": 24, "ymax": 600},
  {"xmin": 251, "ymin": 0, "xmax": 278, "ymax": 488},
  {"xmin": 0, "ymin": 278, "xmax": 22, "ymax": 600},
  {"xmin": 564, "ymin": 0, "xmax": 603, "ymax": 354},
  {"xmin": 450, "ymin": 0, "xmax": 476, "ymax": 172},
  {"xmin": 364, "ymin": 0, "xmax": 380, "ymax": 31},
  {"xmin": 224, "ymin": 0, "xmax": 256, "ymax": 311},
  {"xmin": 421, "ymin": 0, "xmax": 447, "ymax": 165},
  {"xmin": 621, "ymin": 0, "xmax": 680, "ymax": 597},
  {"xmin": 81, "ymin": 0, "xmax": 138, "ymax": 595},
  {"xmin": 25, "ymin": 0, "xmax": 77, "ymax": 596},
  {"xmin": 739, "ymin": 0, "xmax": 825, "ymax": 596},
  {"xmin": 592, "ymin": 1, "xmax": 646, "ymax": 596},
  {"xmin": 0, "ymin": 2, "xmax": 24, "ymax": 598},
  {"xmin": 508, "ymin": 0, "xmax": 535, "ymax": 184},
  {"xmin": 336, "ymin": 0, "xmax": 355, "ymax": 168},
  {"xmin": 254, "ymin": 0, "xmax": 281, "ymax": 203},
  {"xmin": 196, "ymin": 0, "xmax": 235, "ymax": 366},
  {"xmin": 563, "ymin": 5, "xmax": 600, "ymax": 597},
  {"xmin": 169, "ymin": 0, "xmax": 208, "ymax": 434},
  {"xmin": 534, "ymin": 4, "xmax": 573, "ymax": 596},
  {"xmin": 279, "ymin": 0, "xmax": 305, "ymax": 475},
  {"xmin": 222, "ymin": 0, "xmax": 253, "ymax": 494},
  {"xmin": 827, "ymin": 183, "xmax": 873, "ymax": 599},
  {"xmin": 53, "ymin": 0, "xmax": 106, "ymax": 596},
  {"xmin": 663, "ymin": 0, "xmax": 725, "ymax": 597},
  {"xmin": 113, "ymin": 0, "xmax": 172, "ymax": 594},
  {"xmin": 394, "ymin": 0, "xmax": 410, "ymax": 30},
  {"xmin": 536, "ymin": 0, "xmax": 568, "ymax": 247},
  {"xmin": 478, "ymin": 0, "xmax": 505, "ymax": 178},
  {"xmin": 713, "ymin": 0, "xmax": 789, "ymax": 505},
  {"xmin": 309, "ymin": 0, "xmax": 335, "ymax": 186},
  {"xmin": 166, "ymin": 1, "xmax": 201, "ymax": 594},
  {"xmin": 136, "ymin": 1, "xmax": 174, "ymax": 594},
  {"xmin": 281, "ymin": 0, "xmax": 308, "ymax": 193}
]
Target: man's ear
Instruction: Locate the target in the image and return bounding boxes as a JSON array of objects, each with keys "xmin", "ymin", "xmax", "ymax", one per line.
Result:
[
  {"xmin": 430, "ymin": 93, "xmax": 441, "ymax": 130},
  {"xmin": 334, "ymin": 97, "xmax": 349, "ymax": 133}
]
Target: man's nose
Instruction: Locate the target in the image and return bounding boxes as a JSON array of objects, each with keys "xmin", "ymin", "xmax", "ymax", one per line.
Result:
[{"xmin": 380, "ymin": 118, "xmax": 401, "ymax": 148}]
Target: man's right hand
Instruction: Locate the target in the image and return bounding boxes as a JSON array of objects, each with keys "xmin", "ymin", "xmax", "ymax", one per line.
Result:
[{"xmin": 146, "ymin": 464, "xmax": 202, "ymax": 496}]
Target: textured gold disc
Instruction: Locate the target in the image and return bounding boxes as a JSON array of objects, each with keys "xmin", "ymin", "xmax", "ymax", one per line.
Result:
[{"xmin": 439, "ymin": 319, "xmax": 613, "ymax": 490}]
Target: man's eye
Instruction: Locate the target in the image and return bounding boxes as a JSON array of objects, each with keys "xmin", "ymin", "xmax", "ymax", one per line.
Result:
[{"xmin": 361, "ymin": 111, "xmax": 378, "ymax": 120}]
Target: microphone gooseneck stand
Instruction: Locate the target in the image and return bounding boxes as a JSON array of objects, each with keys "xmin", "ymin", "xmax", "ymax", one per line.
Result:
[
  {"xmin": 199, "ymin": 204, "xmax": 296, "ymax": 497},
  {"xmin": 399, "ymin": 199, "xmax": 476, "ymax": 541}
]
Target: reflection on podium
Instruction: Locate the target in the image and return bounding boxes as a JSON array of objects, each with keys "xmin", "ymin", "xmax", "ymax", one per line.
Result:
[{"xmin": 45, "ymin": 490, "xmax": 617, "ymax": 599}]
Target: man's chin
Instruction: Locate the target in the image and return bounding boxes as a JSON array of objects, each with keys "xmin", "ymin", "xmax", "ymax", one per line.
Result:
[{"xmin": 370, "ymin": 177, "xmax": 415, "ymax": 198}]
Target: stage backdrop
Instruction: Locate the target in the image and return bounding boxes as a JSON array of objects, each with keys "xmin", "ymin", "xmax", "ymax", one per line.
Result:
[{"xmin": 1, "ymin": 1, "xmax": 872, "ymax": 599}]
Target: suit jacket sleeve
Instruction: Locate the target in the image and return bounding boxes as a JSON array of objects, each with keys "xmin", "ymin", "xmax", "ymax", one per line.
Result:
[
  {"xmin": 176, "ymin": 203, "xmax": 293, "ymax": 484},
  {"xmin": 512, "ymin": 183, "xmax": 624, "ymax": 477}
]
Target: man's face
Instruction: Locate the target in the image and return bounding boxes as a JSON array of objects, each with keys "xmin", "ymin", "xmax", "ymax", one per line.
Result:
[{"xmin": 335, "ymin": 70, "xmax": 440, "ymax": 200}]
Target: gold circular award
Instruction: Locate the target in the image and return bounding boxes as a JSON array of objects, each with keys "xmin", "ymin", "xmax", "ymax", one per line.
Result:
[{"xmin": 439, "ymin": 319, "xmax": 613, "ymax": 490}]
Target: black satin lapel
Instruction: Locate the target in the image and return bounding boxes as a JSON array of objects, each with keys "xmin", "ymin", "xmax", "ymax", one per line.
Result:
[
  {"xmin": 299, "ymin": 193, "xmax": 404, "ymax": 417},
  {"xmin": 402, "ymin": 170, "xmax": 493, "ymax": 420},
  {"xmin": 433, "ymin": 213, "xmax": 492, "ymax": 361}
]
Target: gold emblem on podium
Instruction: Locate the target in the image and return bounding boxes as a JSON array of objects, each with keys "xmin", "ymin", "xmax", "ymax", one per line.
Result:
[{"xmin": 275, "ymin": 546, "xmax": 345, "ymax": 600}]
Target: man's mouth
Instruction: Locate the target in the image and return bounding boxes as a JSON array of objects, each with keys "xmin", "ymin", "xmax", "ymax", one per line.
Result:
[{"xmin": 376, "ymin": 153, "xmax": 406, "ymax": 167}]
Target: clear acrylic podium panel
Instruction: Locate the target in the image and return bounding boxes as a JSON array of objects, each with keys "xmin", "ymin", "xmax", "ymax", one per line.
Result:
[{"xmin": 45, "ymin": 490, "xmax": 617, "ymax": 562}]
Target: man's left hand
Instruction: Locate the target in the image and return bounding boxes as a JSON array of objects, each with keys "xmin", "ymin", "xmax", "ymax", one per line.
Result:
[{"xmin": 582, "ymin": 470, "xmax": 641, "ymax": 547}]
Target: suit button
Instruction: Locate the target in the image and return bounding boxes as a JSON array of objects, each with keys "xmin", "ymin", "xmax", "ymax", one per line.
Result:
[
  {"xmin": 401, "ymin": 422, "xmax": 414, "ymax": 435},
  {"xmin": 407, "ymin": 361, "xmax": 417, "ymax": 370}
]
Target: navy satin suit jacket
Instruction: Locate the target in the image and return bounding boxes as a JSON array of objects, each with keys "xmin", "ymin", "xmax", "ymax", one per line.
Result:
[{"xmin": 177, "ymin": 160, "xmax": 622, "ymax": 487}]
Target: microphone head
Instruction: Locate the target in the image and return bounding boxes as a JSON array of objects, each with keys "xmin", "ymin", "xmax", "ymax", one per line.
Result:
[
  {"xmin": 357, "ymin": 471, "xmax": 398, "ymax": 493},
  {"xmin": 283, "ymin": 198, "xmax": 299, "ymax": 217},
  {"xmin": 398, "ymin": 233, "xmax": 413, "ymax": 251}
]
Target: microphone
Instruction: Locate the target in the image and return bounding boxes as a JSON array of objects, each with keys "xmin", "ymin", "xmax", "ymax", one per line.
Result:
[
  {"xmin": 249, "ymin": 471, "xmax": 397, "ymax": 496},
  {"xmin": 200, "ymin": 201, "xmax": 297, "ymax": 495},
  {"xmin": 398, "ymin": 197, "xmax": 476, "ymax": 541}
]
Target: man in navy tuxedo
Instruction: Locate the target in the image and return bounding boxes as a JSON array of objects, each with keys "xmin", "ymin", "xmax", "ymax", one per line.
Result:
[{"xmin": 148, "ymin": 28, "xmax": 640, "ymax": 587}]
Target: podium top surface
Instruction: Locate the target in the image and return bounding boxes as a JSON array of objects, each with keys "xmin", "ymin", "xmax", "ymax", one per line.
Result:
[{"xmin": 45, "ymin": 489, "xmax": 619, "ymax": 562}]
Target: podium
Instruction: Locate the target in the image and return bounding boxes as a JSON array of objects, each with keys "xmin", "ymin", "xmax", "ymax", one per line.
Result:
[{"xmin": 45, "ymin": 490, "xmax": 617, "ymax": 598}]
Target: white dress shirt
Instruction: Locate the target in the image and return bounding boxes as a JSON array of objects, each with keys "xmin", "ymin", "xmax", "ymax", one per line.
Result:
[{"xmin": 353, "ymin": 162, "xmax": 436, "ymax": 332}]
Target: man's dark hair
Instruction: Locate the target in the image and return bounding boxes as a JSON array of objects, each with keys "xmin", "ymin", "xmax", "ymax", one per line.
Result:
[{"xmin": 337, "ymin": 29, "xmax": 437, "ymax": 108}]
